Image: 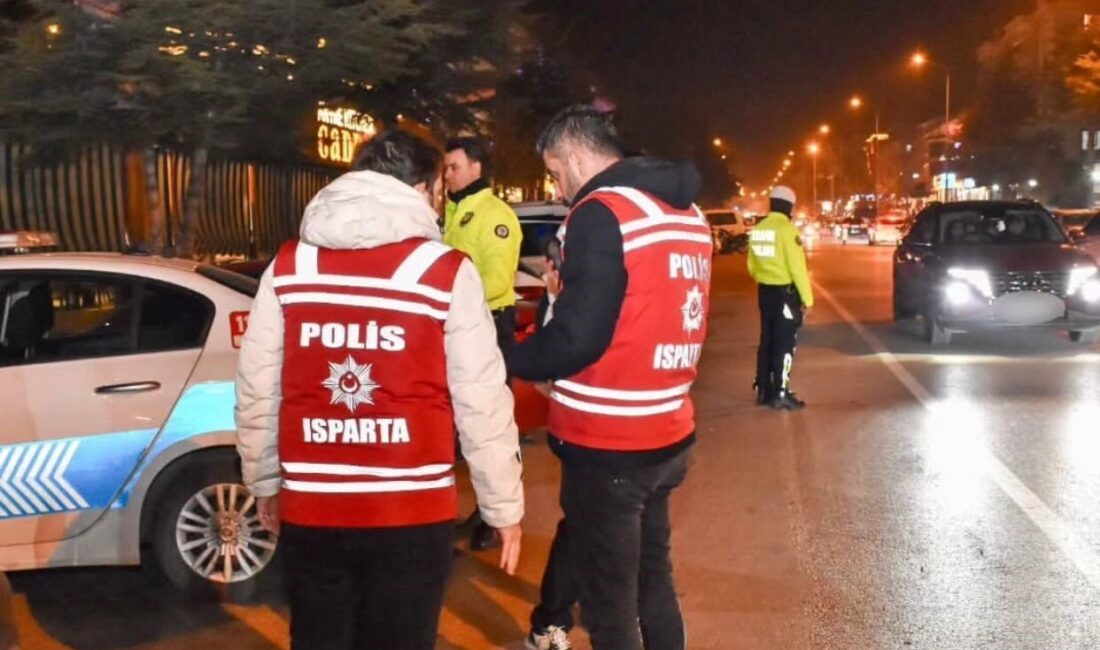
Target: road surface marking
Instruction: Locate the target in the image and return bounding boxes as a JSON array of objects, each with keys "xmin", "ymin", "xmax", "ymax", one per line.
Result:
[{"xmin": 814, "ymin": 280, "xmax": 1100, "ymax": 591}]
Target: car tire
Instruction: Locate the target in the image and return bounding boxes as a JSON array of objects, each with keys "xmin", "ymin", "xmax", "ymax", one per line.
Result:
[
  {"xmin": 150, "ymin": 453, "xmax": 280, "ymax": 602},
  {"xmin": 922, "ymin": 309, "xmax": 951, "ymax": 346},
  {"xmin": 1070, "ymin": 330, "xmax": 1099, "ymax": 344}
]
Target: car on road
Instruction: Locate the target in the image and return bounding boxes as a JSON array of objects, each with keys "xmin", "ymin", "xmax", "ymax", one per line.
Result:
[
  {"xmin": 1052, "ymin": 209, "xmax": 1097, "ymax": 238},
  {"xmin": 869, "ymin": 210, "xmax": 910, "ymax": 246},
  {"xmin": 1075, "ymin": 213, "xmax": 1100, "ymax": 264},
  {"xmin": 704, "ymin": 209, "xmax": 751, "ymax": 254},
  {"xmin": 0, "ymin": 252, "xmax": 276, "ymax": 599},
  {"xmin": 838, "ymin": 217, "xmax": 870, "ymax": 245},
  {"xmin": 893, "ymin": 201, "xmax": 1100, "ymax": 345}
]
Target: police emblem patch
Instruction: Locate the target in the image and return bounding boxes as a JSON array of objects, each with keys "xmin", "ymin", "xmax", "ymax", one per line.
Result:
[
  {"xmin": 460, "ymin": 212, "xmax": 475, "ymax": 227},
  {"xmin": 495, "ymin": 224, "xmax": 510, "ymax": 239},
  {"xmin": 680, "ymin": 285, "xmax": 705, "ymax": 333},
  {"xmin": 322, "ymin": 355, "xmax": 380, "ymax": 413}
]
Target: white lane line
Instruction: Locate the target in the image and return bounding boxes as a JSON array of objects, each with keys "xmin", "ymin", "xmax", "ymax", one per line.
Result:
[{"xmin": 814, "ymin": 280, "xmax": 1100, "ymax": 590}]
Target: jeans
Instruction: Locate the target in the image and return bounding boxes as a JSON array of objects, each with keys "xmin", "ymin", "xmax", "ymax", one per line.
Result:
[
  {"xmin": 530, "ymin": 518, "xmax": 578, "ymax": 632},
  {"xmin": 560, "ymin": 447, "xmax": 690, "ymax": 650},
  {"xmin": 281, "ymin": 522, "xmax": 453, "ymax": 650}
]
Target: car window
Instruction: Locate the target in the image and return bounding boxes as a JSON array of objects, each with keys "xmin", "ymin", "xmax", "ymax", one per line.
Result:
[
  {"xmin": 0, "ymin": 273, "xmax": 137, "ymax": 366},
  {"xmin": 938, "ymin": 208, "xmax": 1064, "ymax": 245},
  {"xmin": 519, "ymin": 220, "xmax": 563, "ymax": 258},
  {"xmin": 908, "ymin": 214, "xmax": 936, "ymax": 244},
  {"xmin": 1085, "ymin": 216, "xmax": 1100, "ymax": 237},
  {"xmin": 706, "ymin": 211, "xmax": 737, "ymax": 226},
  {"xmin": 138, "ymin": 281, "xmax": 213, "ymax": 352}
]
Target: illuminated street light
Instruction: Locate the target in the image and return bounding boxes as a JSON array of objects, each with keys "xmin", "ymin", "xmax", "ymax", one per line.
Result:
[
  {"xmin": 1028, "ymin": 179, "xmax": 1039, "ymax": 188},
  {"xmin": 819, "ymin": 124, "xmax": 831, "ymax": 135},
  {"xmin": 713, "ymin": 137, "xmax": 723, "ymax": 148},
  {"xmin": 807, "ymin": 142, "xmax": 820, "ymax": 156},
  {"xmin": 849, "ymin": 96, "xmax": 863, "ymax": 110},
  {"xmin": 45, "ymin": 22, "xmax": 61, "ymax": 36},
  {"xmin": 783, "ymin": 159, "xmax": 792, "ymax": 168},
  {"xmin": 910, "ymin": 51, "xmax": 928, "ymax": 68}
]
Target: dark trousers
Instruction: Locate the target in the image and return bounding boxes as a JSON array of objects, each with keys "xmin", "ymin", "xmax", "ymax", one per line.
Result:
[
  {"xmin": 493, "ymin": 307, "xmax": 516, "ymax": 379},
  {"xmin": 755, "ymin": 284, "xmax": 803, "ymax": 399},
  {"xmin": 281, "ymin": 522, "xmax": 453, "ymax": 650},
  {"xmin": 560, "ymin": 449, "xmax": 690, "ymax": 650},
  {"xmin": 530, "ymin": 518, "xmax": 578, "ymax": 632}
]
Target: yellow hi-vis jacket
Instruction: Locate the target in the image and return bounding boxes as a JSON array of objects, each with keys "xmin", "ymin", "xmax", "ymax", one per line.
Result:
[
  {"xmin": 747, "ymin": 211, "xmax": 814, "ymax": 308},
  {"xmin": 444, "ymin": 186, "xmax": 522, "ymax": 311}
]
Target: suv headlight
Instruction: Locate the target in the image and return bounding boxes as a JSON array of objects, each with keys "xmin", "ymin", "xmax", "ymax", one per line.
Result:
[
  {"xmin": 947, "ymin": 268, "xmax": 993, "ymax": 300},
  {"xmin": 1068, "ymin": 266, "xmax": 1099, "ymax": 298}
]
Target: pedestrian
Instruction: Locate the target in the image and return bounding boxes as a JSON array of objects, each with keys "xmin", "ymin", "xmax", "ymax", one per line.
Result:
[
  {"xmin": 508, "ymin": 105, "xmax": 712, "ymax": 650},
  {"xmin": 235, "ymin": 128, "xmax": 524, "ymax": 650},
  {"xmin": 747, "ymin": 186, "xmax": 814, "ymax": 410},
  {"xmin": 442, "ymin": 136, "xmax": 524, "ymax": 552}
]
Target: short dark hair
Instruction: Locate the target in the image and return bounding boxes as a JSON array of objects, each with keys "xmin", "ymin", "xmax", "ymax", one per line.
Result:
[
  {"xmin": 536, "ymin": 105, "xmax": 625, "ymax": 159},
  {"xmin": 351, "ymin": 129, "xmax": 442, "ymax": 189},
  {"xmin": 445, "ymin": 137, "xmax": 492, "ymax": 177}
]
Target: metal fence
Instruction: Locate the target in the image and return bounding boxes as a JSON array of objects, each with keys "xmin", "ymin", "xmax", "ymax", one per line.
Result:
[{"xmin": 0, "ymin": 143, "xmax": 337, "ymax": 257}]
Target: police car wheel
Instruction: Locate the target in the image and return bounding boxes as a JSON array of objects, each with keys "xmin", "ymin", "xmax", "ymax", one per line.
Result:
[{"xmin": 152, "ymin": 460, "xmax": 279, "ymax": 600}]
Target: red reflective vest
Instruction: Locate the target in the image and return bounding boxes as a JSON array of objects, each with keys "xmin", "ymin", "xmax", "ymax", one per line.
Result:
[
  {"xmin": 272, "ymin": 238, "xmax": 466, "ymax": 528},
  {"xmin": 549, "ymin": 187, "xmax": 713, "ymax": 451}
]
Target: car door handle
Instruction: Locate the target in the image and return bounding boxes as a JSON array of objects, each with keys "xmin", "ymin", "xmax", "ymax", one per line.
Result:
[{"xmin": 95, "ymin": 381, "xmax": 162, "ymax": 395}]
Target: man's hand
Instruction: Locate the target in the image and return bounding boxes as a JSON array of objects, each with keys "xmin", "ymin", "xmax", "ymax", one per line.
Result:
[
  {"xmin": 542, "ymin": 266, "xmax": 561, "ymax": 298},
  {"xmin": 496, "ymin": 523, "xmax": 522, "ymax": 575},
  {"xmin": 256, "ymin": 495, "xmax": 280, "ymax": 535},
  {"xmin": 803, "ymin": 305, "xmax": 814, "ymax": 319}
]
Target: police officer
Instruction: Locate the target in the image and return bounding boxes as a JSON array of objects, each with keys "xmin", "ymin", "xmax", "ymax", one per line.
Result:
[
  {"xmin": 442, "ymin": 137, "xmax": 523, "ymax": 551},
  {"xmin": 235, "ymin": 130, "xmax": 523, "ymax": 650},
  {"xmin": 748, "ymin": 186, "xmax": 814, "ymax": 410}
]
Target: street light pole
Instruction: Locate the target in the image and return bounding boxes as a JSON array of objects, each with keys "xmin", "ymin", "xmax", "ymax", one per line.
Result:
[
  {"xmin": 812, "ymin": 152, "xmax": 819, "ymax": 220},
  {"xmin": 873, "ymin": 108, "xmax": 881, "ymax": 217},
  {"xmin": 944, "ymin": 71, "xmax": 952, "ymax": 200}
]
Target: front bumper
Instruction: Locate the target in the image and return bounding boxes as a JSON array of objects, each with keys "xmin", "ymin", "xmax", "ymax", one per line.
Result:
[{"xmin": 939, "ymin": 291, "xmax": 1100, "ymax": 332}]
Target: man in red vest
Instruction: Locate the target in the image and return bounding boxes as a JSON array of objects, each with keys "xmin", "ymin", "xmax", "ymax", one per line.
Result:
[
  {"xmin": 509, "ymin": 106, "xmax": 711, "ymax": 650},
  {"xmin": 235, "ymin": 129, "xmax": 524, "ymax": 650}
]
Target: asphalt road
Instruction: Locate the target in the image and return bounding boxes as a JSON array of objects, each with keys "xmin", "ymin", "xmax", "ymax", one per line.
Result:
[{"xmin": 11, "ymin": 241, "xmax": 1100, "ymax": 649}]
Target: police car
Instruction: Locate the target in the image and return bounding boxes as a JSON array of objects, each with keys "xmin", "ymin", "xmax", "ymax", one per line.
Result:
[{"xmin": 0, "ymin": 243, "xmax": 276, "ymax": 598}]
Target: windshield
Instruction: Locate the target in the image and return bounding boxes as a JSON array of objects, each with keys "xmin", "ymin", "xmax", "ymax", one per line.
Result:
[
  {"xmin": 198, "ymin": 265, "xmax": 259, "ymax": 297},
  {"xmin": 938, "ymin": 208, "xmax": 1066, "ymax": 245},
  {"xmin": 706, "ymin": 211, "xmax": 737, "ymax": 226},
  {"xmin": 519, "ymin": 219, "xmax": 563, "ymax": 258}
]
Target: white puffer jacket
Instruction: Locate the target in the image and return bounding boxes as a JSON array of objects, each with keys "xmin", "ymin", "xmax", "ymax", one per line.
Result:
[{"xmin": 234, "ymin": 170, "xmax": 524, "ymax": 528}]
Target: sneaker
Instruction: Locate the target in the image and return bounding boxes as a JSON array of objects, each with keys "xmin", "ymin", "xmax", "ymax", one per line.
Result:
[
  {"xmin": 526, "ymin": 625, "xmax": 572, "ymax": 650},
  {"xmin": 769, "ymin": 392, "xmax": 806, "ymax": 411}
]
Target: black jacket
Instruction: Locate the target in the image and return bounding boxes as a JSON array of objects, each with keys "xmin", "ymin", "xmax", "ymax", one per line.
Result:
[{"xmin": 506, "ymin": 157, "xmax": 703, "ymax": 465}]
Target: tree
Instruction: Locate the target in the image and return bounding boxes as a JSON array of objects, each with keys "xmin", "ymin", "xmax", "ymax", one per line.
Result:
[
  {"xmin": 0, "ymin": 0, "xmax": 524, "ymax": 255},
  {"xmin": 489, "ymin": 55, "xmax": 592, "ymax": 198}
]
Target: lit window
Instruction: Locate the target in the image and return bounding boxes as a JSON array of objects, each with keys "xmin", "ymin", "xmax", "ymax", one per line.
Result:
[{"xmin": 1084, "ymin": 130, "xmax": 1091, "ymax": 151}]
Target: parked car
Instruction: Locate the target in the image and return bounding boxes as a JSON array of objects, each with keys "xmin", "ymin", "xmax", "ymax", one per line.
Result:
[
  {"xmin": 869, "ymin": 211, "xmax": 909, "ymax": 246},
  {"xmin": 893, "ymin": 201, "xmax": 1100, "ymax": 345},
  {"xmin": 838, "ymin": 217, "xmax": 870, "ymax": 245},
  {"xmin": 0, "ymin": 252, "xmax": 275, "ymax": 599}
]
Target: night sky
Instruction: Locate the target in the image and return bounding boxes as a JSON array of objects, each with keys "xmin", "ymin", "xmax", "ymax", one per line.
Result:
[{"xmin": 540, "ymin": 0, "xmax": 1033, "ymax": 188}]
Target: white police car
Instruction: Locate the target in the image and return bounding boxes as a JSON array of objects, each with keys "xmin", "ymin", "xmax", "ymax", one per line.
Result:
[{"xmin": 0, "ymin": 248, "xmax": 276, "ymax": 598}]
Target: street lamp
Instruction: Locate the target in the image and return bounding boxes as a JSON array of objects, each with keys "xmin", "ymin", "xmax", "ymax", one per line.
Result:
[
  {"xmin": 819, "ymin": 124, "xmax": 831, "ymax": 136},
  {"xmin": 849, "ymin": 95, "xmax": 864, "ymax": 110},
  {"xmin": 713, "ymin": 137, "xmax": 723, "ymax": 148},
  {"xmin": 807, "ymin": 142, "xmax": 821, "ymax": 219},
  {"xmin": 910, "ymin": 51, "xmax": 953, "ymax": 200}
]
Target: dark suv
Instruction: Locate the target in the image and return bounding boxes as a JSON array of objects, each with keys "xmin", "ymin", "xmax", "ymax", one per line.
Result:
[{"xmin": 893, "ymin": 201, "xmax": 1100, "ymax": 345}]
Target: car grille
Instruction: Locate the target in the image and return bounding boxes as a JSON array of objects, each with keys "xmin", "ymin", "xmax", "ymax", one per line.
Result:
[{"xmin": 993, "ymin": 271, "xmax": 1067, "ymax": 297}]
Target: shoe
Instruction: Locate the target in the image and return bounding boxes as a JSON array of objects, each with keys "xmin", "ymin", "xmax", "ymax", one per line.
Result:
[
  {"xmin": 753, "ymin": 381, "xmax": 769, "ymax": 406},
  {"xmin": 470, "ymin": 521, "xmax": 500, "ymax": 551},
  {"xmin": 769, "ymin": 392, "xmax": 806, "ymax": 411},
  {"xmin": 526, "ymin": 625, "xmax": 572, "ymax": 650}
]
